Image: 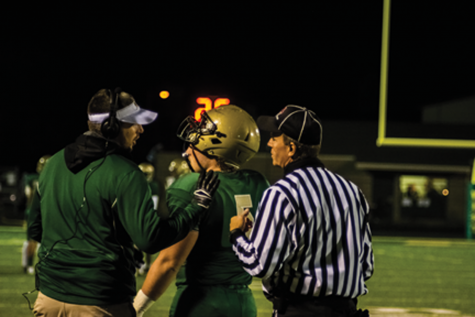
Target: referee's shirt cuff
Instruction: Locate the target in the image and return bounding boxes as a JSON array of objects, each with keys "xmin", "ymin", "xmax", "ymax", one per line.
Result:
[{"xmin": 229, "ymin": 229, "xmax": 246, "ymax": 244}]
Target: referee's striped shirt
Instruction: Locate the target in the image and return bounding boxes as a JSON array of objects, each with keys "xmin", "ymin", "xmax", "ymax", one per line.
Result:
[{"xmin": 232, "ymin": 165, "xmax": 374, "ymax": 299}]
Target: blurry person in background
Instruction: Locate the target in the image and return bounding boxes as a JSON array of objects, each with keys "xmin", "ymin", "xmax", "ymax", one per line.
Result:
[
  {"xmin": 165, "ymin": 158, "xmax": 191, "ymax": 189},
  {"xmin": 136, "ymin": 162, "xmax": 167, "ymax": 275},
  {"xmin": 134, "ymin": 105, "xmax": 269, "ymax": 317},
  {"xmin": 138, "ymin": 162, "xmax": 162, "ymax": 212},
  {"xmin": 21, "ymin": 155, "xmax": 50, "ymax": 274}
]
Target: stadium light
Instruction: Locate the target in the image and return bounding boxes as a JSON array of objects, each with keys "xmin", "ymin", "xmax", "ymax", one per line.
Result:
[{"xmin": 159, "ymin": 90, "xmax": 170, "ymax": 99}]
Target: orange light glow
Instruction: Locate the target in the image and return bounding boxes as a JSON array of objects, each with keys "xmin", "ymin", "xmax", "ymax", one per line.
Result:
[
  {"xmin": 194, "ymin": 97, "xmax": 231, "ymax": 121},
  {"xmin": 159, "ymin": 91, "xmax": 170, "ymax": 99},
  {"xmin": 214, "ymin": 98, "xmax": 230, "ymax": 108},
  {"xmin": 442, "ymin": 189, "xmax": 449, "ymax": 196},
  {"xmin": 194, "ymin": 97, "xmax": 213, "ymax": 121}
]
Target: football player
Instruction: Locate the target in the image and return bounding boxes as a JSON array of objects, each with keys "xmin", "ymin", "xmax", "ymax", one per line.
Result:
[
  {"xmin": 21, "ymin": 155, "xmax": 50, "ymax": 274},
  {"xmin": 134, "ymin": 105, "xmax": 269, "ymax": 317},
  {"xmin": 136, "ymin": 162, "xmax": 167, "ymax": 275},
  {"xmin": 165, "ymin": 158, "xmax": 191, "ymax": 189}
]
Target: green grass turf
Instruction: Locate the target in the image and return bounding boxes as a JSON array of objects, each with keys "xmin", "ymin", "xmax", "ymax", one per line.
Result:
[
  {"xmin": 358, "ymin": 237, "xmax": 475, "ymax": 315},
  {"xmin": 1, "ymin": 226, "xmax": 474, "ymax": 316}
]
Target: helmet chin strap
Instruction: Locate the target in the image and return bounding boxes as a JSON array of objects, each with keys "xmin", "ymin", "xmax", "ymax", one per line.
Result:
[{"xmin": 182, "ymin": 144, "xmax": 206, "ymax": 173}]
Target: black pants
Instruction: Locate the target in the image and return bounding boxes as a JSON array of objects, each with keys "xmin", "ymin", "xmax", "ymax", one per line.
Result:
[{"xmin": 271, "ymin": 295, "xmax": 358, "ymax": 317}]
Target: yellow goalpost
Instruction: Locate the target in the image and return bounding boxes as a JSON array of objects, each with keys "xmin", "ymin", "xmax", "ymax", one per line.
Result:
[{"xmin": 376, "ymin": 0, "xmax": 475, "ymax": 149}]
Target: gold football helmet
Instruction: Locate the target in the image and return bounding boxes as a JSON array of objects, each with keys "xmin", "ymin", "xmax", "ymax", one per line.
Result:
[
  {"xmin": 168, "ymin": 158, "xmax": 191, "ymax": 178},
  {"xmin": 138, "ymin": 162, "xmax": 155, "ymax": 183},
  {"xmin": 177, "ymin": 105, "xmax": 260, "ymax": 168},
  {"xmin": 36, "ymin": 155, "xmax": 51, "ymax": 174}
]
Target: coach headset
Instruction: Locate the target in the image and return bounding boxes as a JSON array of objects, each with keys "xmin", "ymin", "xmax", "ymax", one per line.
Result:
[{"xmin": 101, "ymin": 87, "xmax": 122, "ymax": 140}]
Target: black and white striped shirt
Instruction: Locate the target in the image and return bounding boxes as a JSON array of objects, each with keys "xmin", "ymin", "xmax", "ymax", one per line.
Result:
[{"xmin": 232, "ymin": 163, "xmax": 374, "ymax": 299}]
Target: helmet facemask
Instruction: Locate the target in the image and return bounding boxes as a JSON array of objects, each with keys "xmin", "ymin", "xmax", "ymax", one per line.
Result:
[{"xmin": 177, "ymin": 111, "xmax": 222, "ymax": 145}]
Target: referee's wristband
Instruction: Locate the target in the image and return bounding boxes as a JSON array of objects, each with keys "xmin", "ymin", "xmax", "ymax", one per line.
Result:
[{"xmin": 229, "ymin": 228, "xmax": 245, "ymax": 244}]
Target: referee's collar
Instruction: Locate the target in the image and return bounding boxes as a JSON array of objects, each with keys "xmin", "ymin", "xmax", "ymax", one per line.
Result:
[{"xmin": 284, "ymin": 157, "xmax": 325, "ymax": 175}]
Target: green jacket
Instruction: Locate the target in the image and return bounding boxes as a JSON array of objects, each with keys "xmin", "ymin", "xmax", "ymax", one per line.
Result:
[
  {"xmin": 28, "ymin": 133, "xmax": 202, "ymax": 305},
  {"xmin": 169, "ymin": 170, "xmax": 269, "ymax": 286}
]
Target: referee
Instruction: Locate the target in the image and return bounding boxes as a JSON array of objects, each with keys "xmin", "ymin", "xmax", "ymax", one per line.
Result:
[{"xmin": 230, "ymin": 105, "xmax": 374, "ymax": 317}]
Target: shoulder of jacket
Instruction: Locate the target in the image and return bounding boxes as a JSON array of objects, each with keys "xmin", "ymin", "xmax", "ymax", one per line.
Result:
[
  {"xmin": 238, "ymin": 169, "xmax": 267, "ymax": 179},
  {"xmin": 93, "ymin": 156, "xmax": 144, "ymax": 185},
  {"xmin": 106, "ymin": 154, "xmax": 138, "ymax": 169},
  {"xmin": 169, "ymin": 172, "xmax": 199, "ymax": 189}
]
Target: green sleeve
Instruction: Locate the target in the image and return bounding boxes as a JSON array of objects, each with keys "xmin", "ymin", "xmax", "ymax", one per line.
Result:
[
  {"xmin": 166, "ymin": 173, "xmax": 200, "ymax": 216},
  {"xmin": 115, "ymin": 170, "xmax": 202, "ymax": 254},
  {"xmin": 27, "ymin": 189, "xmax": 42, "ymax": 242}
]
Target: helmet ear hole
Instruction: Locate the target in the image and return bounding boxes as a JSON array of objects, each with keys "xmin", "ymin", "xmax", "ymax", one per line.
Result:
[
  {"xmin": 244, "ymin": 133, "xmax": 250, "ymax": 142},
  {"xmin": 211, "ymin": 138, "xmax": 222, "ymax": 144}
]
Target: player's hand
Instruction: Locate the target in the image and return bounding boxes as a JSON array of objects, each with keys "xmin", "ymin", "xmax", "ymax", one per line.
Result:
[
  {"xmin": 193, "ymin": 170, "xmax": 220, "ymax": 209},
  {"xmin": 230, "ymin": 208, "xmax": 252, "ymax": 232}
]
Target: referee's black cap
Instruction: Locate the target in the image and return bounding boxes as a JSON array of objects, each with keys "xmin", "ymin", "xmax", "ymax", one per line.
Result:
[{"xmin": 257, "ymin": 105, "xmax": 322, "ymax": 145}]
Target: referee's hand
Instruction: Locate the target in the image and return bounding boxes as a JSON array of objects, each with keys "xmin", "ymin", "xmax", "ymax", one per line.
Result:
[{"xmin": 230, "ymin": 209, "xmax": 253, "ymax": 233}]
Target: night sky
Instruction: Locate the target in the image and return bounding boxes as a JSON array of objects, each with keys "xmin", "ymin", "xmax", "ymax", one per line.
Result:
[{"xmin": 3, "ymin": 1, "xmax": 474, "ymax": 172}]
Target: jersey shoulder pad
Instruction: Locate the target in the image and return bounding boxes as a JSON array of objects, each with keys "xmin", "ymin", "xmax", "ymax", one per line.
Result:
[
  {"xmin": 239, "ymin": 169, "xmax": 269, "ymax": 185},
  {"xmin": 169, "ymin": 172, "xmax": 200, "ymax": 191}
]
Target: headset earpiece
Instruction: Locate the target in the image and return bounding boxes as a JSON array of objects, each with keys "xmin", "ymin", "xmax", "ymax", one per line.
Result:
[{"xmin": 101, "ymin": 87, "xmax": 122, "ymax": 139}]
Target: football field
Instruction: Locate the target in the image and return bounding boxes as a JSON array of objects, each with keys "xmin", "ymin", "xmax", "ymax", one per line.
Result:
[{"xmin": 1, "ymin": 226, "xmax": 474, "ymax": 317}]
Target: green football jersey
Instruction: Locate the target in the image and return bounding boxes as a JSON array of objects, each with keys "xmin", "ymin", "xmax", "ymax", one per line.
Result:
[{"xmin": 167, "ymin": 169, "xmax": 269, "ymax": 286}]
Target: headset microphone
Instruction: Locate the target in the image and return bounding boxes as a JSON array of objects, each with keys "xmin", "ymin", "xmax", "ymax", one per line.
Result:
[{"xmin": 101, "ymin": 87, "xmax": 122, "ymax": 139}]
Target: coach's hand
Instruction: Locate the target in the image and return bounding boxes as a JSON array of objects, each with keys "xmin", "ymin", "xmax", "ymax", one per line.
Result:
[{"xmin": 193, "ymin": 170, "xmax": 220, "ymax": 209}]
